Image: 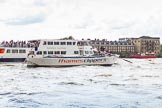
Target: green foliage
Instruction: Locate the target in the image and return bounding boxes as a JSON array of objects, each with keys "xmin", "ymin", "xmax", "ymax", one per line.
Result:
[{"xmin": 119, "ymin": 51, "xmax": 130, "ymax": 58}]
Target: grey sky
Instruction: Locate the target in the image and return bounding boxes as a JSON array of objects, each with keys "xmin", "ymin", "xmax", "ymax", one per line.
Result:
[{"xmin": 0, "ymin": 0, "xmax": 161, "ymax": 41}]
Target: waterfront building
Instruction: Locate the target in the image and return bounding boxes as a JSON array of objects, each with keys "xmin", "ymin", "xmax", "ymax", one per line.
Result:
[
  {"xmin": 89, "ymin": 39, "xmax": 135, "ymax": 54},
  {"xmin": 160, "ymin": 45, "xmax": 162, "ymax": 57},
  {"xmin": 129, "ymin": 36, "xmax": 160, "ymax": 56}
]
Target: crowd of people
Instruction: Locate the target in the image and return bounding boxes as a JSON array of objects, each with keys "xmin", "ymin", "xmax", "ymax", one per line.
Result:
[{"xmin": 0, "ymin": 40, "xmax": 39, "ymax": 48}]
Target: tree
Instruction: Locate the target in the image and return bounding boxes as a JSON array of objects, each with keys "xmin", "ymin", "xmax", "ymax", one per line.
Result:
[
  {"xmin": 119, "ymin": 51, "xmax": 130, "ymax": 58},
  {"xmin": 68, "ymin": 36, "xmax": 74, "ymax": 40},
  {"xmin": 61, "ymin": 36, "xmax": 75, "ymax": 40}
]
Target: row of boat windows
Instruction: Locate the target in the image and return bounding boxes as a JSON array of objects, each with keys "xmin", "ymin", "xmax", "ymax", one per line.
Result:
[
  {"xmin": 36, "ymin": 51, "xmax": 93, "ymax": 55},
  {"xmin": 36, "ymin": 51, "xmax": 79, "ymax": 55},
  {"xmin": 6, "ymin": 49, "xmax": 26, "ymax": 53},
  {"xmin": 43, "ymin": 41, "xmax": 76, "ymax": 45}
]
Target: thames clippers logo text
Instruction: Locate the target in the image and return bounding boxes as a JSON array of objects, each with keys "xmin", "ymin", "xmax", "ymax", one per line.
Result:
[{"xmin": 58, "ymin": 59, "xmax": 106, "ymax": 63}]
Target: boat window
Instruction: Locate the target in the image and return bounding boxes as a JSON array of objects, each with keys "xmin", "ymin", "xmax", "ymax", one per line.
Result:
[
  {"xmin": 48, "ymin": 51, "xmax": 53, "ymax": 54},
  {"xmin": 67, "ymin": 42, "xmax": 72, "ymax": 45},
  {"xmin": 77, "ymin": 42, "xmax": 80, "ymax": 45},
  {"xmin": 12, "ymin": 49, "xmax": 18, "ymax": 53},
  {"xmin": 43, "ymin": 41, "xmax": 46, "ymax": 45},
  {"xmin": 48, "ymin": 41, "xmax": 53, "ymax": 45},
  {"xmin": 29, "ymin": 51, "xmax": 34, "ymax": 55},
  {"xmin": 19, "ymin": 50, "xmax": 26, "ymax": 53},
  {"xmin": 90, "ymin": 51, "xmax": 93, "ymax": 54},
  {"xmin": 61, "ymin": 51, "xmax": 66, "ymax": 55},
  {"xmin": 73, "ymin": 42, "xmax": 76, "ymax": 45},
  {"xmin": 85, "ymin": 51, "xmax": 89, "ymax": 54},
  {"xmin": 61, "ymin": 42, "xmax": 66, "ymax": 45},
  {"xmin": 55, "ymin": 51, "xmax": 60, "ymax": 54},
  {"xmin": 77, "ymin": 42, "xmax": 84, "ymax": 46},
  {"xmin": 54, "ymin": 42, "xmax": 59, "ymax": 45},
  {"xmin": 6, "ymin": 49, "xmax": 10, "ymax": 53},
  {"xmin": 74, "ymin": 51, "xmax": 79, "ymax": 54},
  {"xmin": 80, "ymin": 50, "xmax": 84, "ymax": 55},
  {"xmin": 37, "ymin": 51, "xmax": 42, "ymax": 55},
  {"xmin": 43, "ymin": 51, "xmax": 47, "ymax": 55},
  {"xmin": 96, "ymin": 42, "xmax": 99, "ymax": 44}
]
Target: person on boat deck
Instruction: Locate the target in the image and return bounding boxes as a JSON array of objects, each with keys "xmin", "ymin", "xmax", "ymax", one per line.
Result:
[{"xmin": 0, "ymin": 40, "xmax": 40, "ymax": 48}]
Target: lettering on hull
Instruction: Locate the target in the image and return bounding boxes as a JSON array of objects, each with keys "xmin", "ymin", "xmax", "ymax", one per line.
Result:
[
  {"xmin": 84, "ymin": 59, "xmax": 106, "ymax": 63},
  {"xmin": 58, "ymin": 58, "xmax": 107, "ymax": 64},
  {"xmin": 59, "ymin": 59, "xmax": 84, "ymax": 63}
]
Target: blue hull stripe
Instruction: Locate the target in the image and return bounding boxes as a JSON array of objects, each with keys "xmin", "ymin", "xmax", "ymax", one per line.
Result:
[
  {"xmin": 27, "ymin": 64, "xmax": 113, "ymax": 67},
  {"xmin": 0, "ymin": 58, "xmax": 26, "ymax": 62}
]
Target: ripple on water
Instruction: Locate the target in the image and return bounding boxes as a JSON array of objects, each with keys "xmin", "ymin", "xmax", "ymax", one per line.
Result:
[
  {"xmin": 14, "ymin": 92, "xmax": 44, "ymax": 96},
  {"xmin": 66, "ymin": 102, "xmax": 101, "ymax": 108},
  {"xmin": 59, "ymin": 82, "xmax": 84, "ymax": 86},
  {"xmin": 109, "ymin": 83, "xmax": 126, "ymax": 86},
  {"xmin": 156, "ymin": 96, "xmax": 162, "ymax": 100},
  {"xmin": 141, "ymin": 75, "xmax": 160, "ymax": 78},
  {"xmin": 94, "ymin": 74, "xmax": 112, "ymax": 77},
  {"xmin": 126, "ymin": 89, "xmax": 150, "ymax": 96},
  {"xmin": 0, "ymin": 92, "xmax": 12, "ymax": 96},
  {"xmin": 8, "ymin": 98, "xmax": 48, "ymax": 107},
  {"xmin": 112, "ymin": 103, "xmax": 140, "ymax": 108}
]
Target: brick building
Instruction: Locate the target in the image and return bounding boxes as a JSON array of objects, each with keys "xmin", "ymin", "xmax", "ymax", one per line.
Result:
[
  {"xmin": 89, "ymin": 39, "xmax": 135, "ymax": 54},
  {"xmin": 129, "ymin": 36, "xmax": 160, "ymax": 56}
]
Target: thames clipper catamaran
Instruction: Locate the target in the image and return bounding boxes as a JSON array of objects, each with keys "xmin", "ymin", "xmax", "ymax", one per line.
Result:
[{"xmin": 27, "ymin": 39, "xmax": 116, "ymax": 67}]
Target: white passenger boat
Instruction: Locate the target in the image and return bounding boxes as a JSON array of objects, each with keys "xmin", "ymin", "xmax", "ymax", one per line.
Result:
[
  {"xmin": 0, "ymin": 40, "xmax": 37, "ymax": 62},
  {"xmin": 27, "ymin": 39, "xmax": 116, "ymax": 67}
]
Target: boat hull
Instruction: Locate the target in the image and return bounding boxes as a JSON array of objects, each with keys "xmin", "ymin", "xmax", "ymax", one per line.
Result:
[
  {"xmin": 129, "ymin": 55, "xmax": 156, "ymax": 59},
  {"xmin": 27, "ymin": 56, "xmax": 115, "ymax": 67},
  {"xmin": 0, "ymin": 58, "xmax": 26, "ymax": 62}
]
